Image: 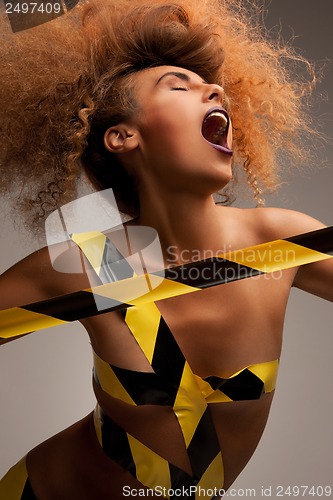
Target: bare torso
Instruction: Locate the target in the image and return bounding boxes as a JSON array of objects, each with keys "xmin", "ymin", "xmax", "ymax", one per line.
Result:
[{"xmin": 1, "ymin": 207, "xmax": 303, "ymax": 498}]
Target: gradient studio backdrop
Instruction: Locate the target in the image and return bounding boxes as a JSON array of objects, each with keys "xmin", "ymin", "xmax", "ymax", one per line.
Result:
[{"xmin": 0, "ymin": 0, "xmax": 332, "ymax": 494}]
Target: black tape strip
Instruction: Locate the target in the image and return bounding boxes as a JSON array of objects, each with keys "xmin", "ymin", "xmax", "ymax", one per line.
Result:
[
  {"xmin": 21, "ymin": 478, "xmax": 37, "ymax": 500},
  {"xmin": 110, "ymin": 318, "xmax": 187, "ymax": 406},
  {"xmin": 99, "ymin": 238, "xmax": 135, "ymax": 283},
  {"xmin": 187, "ymin": 408, "xmax": 220, "ymax": 481},
  {"xmin": 151, "ymin": 317, "xmax": 186, "ymax": 406},
  {"xmin": 286, "ymin": 226, "xmax": 333, "ymax": 255},
  {"xmin": 100, "ymin": 412, "xmax": 136, "ymax": 477},
  {"xmin": 1, "ymin": 226, "xmax": 331, "ymax": 336},
  {"xmin": 23, "ymin": 291, "xmax": 128, "ymax": 322},
  {"xmin": 158, "ymin": 259, "xmax": 262, "ymax": 288},
  {"xmin": 204, "ymin": 370, "xmax": 264, "ymax": 401},
  {"xmin": 110, "ymin": 366, "xmax": 173, "ymax": 406},
  {"xmin": 168, "ymin": 463, "xmax": 197, "ymax": 496}
]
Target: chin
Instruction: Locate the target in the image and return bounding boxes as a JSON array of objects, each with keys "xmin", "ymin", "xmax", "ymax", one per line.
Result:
[{"xmin": 211, "ymin": 163, "xmax": 233, "ymax": 187}]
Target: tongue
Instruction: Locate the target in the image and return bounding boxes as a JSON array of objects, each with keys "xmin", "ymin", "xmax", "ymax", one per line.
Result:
[{"xmin": 202, "ymin": 115, "xmax": 227, "ymax": 145}]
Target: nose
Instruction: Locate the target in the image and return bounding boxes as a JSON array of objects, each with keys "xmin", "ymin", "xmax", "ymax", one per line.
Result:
[{"xmin": 203, "ymin": 83, "xmax": 224, "ymax": 105}]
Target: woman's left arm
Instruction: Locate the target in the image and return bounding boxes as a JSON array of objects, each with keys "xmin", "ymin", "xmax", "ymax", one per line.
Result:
[
  {"xmin": 293, "ymin": 252, "xmax": 333, "ymax": 302},
  {"xmin": 287, "ymin": 213, "xmax": 333, "ymax": 302},
  {"xmin": 259, "ymin": 208, "xmax": 333, "ymax": 302}
]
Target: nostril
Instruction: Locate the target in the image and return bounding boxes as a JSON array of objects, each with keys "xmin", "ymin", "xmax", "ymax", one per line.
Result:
[{"xmin": 209, "ymin": 92, "xmax": 220, "ymax": 101}]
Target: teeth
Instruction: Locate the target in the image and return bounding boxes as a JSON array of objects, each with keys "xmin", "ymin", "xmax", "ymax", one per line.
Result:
[
  {"xmin": 202, "ymin": 109, "xmax": 229, "ymax": 147},
  {"xmin": 205, "ymin": 111, "xmax": 228, "ymax": 123},
  {"xmin": 213, "ymin": 125, "xmax": 227, "ymax": 144},
  {"xmin": 208, "ymin": 111, "xmax": 227, "ymax": 120}
]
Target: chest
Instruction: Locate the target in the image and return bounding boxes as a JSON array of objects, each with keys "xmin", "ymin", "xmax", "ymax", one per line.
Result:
[
  {"xmin": 84, "ymin": 268, "xmax": 294, "ymax": 378},
  {"xmin": 156, "ymin": 271, "xmax": 291, "ymax": 375}
]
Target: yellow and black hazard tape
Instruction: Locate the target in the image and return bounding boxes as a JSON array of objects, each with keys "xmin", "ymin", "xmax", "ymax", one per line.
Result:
[{"xmin": 0, "ymin": 226, "xmax": 332, "ymax": 340}]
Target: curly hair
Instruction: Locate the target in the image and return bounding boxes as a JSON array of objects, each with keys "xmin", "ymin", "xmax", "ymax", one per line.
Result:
[{"xmin": 0, "ymin": 0, "xmax": 317, "ymax": 229}]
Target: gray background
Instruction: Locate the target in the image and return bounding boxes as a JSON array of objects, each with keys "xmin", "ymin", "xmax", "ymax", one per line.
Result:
[{"xmin": 0, "ymin": 0, "xmax": 332, "ymax": 496}]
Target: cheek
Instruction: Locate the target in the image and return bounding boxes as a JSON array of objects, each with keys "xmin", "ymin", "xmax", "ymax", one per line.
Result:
[
  {"xmin": 144, "ymin": 108, "xmax": 178, "ymax": 131},
  {"xmin": 141, "ymin": 111, "xmax": 185, "ymax": 151}
]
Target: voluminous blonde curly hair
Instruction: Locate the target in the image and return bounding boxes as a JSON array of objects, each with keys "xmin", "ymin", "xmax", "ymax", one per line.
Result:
[{"xmin": 0, "ymin": 0, "xmax": 317, "ymax": 228}]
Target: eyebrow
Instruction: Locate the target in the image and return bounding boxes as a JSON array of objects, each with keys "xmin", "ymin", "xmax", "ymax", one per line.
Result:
[{"xmin": 155, "ymin": 71, "xmax": 206, "ymax": 86}]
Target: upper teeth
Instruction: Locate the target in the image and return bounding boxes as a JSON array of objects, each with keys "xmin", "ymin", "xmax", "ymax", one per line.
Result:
[
  {"xmin": 205, "ymin": 111, "xmax": 228, "ymax": 129},
  {"xmin": 208, "ymin": 111, "xmax": 227, "ymax": 120}
]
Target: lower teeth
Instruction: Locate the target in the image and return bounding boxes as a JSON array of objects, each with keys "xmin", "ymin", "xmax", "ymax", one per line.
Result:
[{"xmin": 213, "ymin": 126, "xmax": 226, "ymax": 145}]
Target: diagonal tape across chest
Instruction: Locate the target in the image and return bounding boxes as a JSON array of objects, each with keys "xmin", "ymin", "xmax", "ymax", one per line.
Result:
[
  {"xmin": 73, "ymin": 231, "xmax": 278, "ymax": 497},
  {"xmin": 95, "ymin": 302, "xmax": 224, "ymax": 496}
]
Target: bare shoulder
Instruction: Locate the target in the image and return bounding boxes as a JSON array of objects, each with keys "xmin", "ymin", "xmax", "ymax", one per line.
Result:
[
  {"xmin": 244, "ymin": 208, "xmax": 333, "ymax": 302},
  {"xmin": 242, "ymin": 207, "xmax": 327, "ymax": 241}
]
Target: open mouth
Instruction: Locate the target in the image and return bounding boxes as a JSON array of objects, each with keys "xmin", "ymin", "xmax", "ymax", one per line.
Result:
[{"xmin": 201, "ymin": 107, "xmax": 233, "ymax": 156}]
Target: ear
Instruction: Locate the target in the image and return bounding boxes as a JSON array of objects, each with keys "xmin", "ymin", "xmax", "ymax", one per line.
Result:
[{"xmin": 104, "ymin": 124, "xmax": 140, "ymax": 154}]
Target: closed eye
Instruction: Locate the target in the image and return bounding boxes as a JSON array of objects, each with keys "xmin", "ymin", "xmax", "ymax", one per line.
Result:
[{"xmin": 171, "ymin": 87, "xmax": 188, "ymax": 91}]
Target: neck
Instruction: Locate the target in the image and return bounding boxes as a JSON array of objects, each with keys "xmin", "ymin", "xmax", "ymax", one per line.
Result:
[{"xmin": 134, "ymin": 187, "xmax": 230, "ymax": 266}]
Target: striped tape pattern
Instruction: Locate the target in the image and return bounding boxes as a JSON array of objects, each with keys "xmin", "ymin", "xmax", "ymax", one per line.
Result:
[
  {"xmin": 0, "ymin": 226, "xmax": 332, "ymax": 340},
  {"xmin": 70, "ymin": 230, "xmax": 289, "ymax": 497}
]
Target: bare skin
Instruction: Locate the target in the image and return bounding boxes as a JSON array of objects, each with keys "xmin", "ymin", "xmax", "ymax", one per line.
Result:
[{"xmin": 1, "ymin": 66, "xmax": 332, "ymax": 498}]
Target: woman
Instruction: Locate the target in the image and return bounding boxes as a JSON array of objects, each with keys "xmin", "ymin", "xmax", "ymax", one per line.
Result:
[{"xmin": 0, "ymin": 0, "xmax": 332, "ymax": 498}]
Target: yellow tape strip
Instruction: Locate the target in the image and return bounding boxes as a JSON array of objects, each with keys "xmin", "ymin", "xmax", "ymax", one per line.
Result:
[
  {"xmin": 93, "ymin": 351, "xmax": 136, "ymax": 405},
  {"xmin": 0, "ymin": 230, "xmax": 332, "ymax": 339},
  {"xmin": 223, "ymin": 240, "xmax": 330, "ymax": 273},
  {"xmin": 89, "ymin": 274, "xmax": 199, "ymax": 306},
  {"xmin": 127, "ymin": 434, "xmax": 171, "ymax": 496},
  {"xmin": 71, "ymin": 231, "xmax": 107, "ymax": 277},
  {"xmin": 0, "ymin": 457, "xmax": 29, "ymax": 499},
  {"xmin": 125, "ymin": 302, "xmax": 161, "ymax": 364},
  {"xmin": 173, "ymin": 362, "xmax": 207, "ymax": 447},
  {"xmin": 0, "ymin": 308, "xmax": 67, "ymax": 338},
  {"xmin": 196, "ymin": 452, "xmax": 224, "ymax": 499},
  {"xmin": 248, "ymin": 359, "xmax": 279, "ymax": 393}
]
